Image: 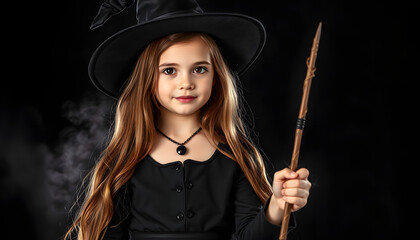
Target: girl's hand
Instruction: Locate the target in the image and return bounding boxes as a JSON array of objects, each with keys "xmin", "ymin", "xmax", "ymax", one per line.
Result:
[{"xmin": 272, "ymin": 168, "xmax": 311, "ymax": 212}]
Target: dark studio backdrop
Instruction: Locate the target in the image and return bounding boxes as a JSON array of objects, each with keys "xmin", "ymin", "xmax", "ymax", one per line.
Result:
[{"xmin": 1, "ymin": 0, "xmax": 415, "ymax": 239}]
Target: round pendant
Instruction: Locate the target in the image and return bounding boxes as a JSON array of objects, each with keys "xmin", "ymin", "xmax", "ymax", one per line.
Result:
[{"xmin": 176, "ymin": 145, "xmax": 187, "ymax": 155}]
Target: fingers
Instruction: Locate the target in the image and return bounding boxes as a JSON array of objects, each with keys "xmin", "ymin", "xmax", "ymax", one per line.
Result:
[
  {"xmin": 281, "ymin": 188, "xmax": 309, "ymax": 198},
  {"xmin": 273, "ymin": 168, "xmax": 299, "ymax": 182},
  {"xmin": 279, "ymin": 168, "xmax": 311, "ymax": 211},
  {"xmin": 282, "ymin": 179, "xmax": 311, "ymax": 189},
  {"xmin": 272, "ymin": 167, "xmax": 311, "ymax": 212},
  {"xmin": 282, "ymin": 196, "xmax": 308, "ymax": 211},
  {"xmin": 273, "ymin": 168, "xmax": 310, "ymax": 181},
  {"xmin": 281, "ymin": 184, "xmax": 309, "ymax": 211},
  {"xmin": 296, "ymin": 168, "xmax": 310, "ymax": 180},
  {"xmin": 281, "ymin": 184, "xmax": 310, "ymax": 208}
]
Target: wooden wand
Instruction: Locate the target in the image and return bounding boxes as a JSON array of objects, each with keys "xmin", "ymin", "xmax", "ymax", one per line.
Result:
[{"xmin": 279, "ymin": 22, "xmax": 322, "ymax": 240}]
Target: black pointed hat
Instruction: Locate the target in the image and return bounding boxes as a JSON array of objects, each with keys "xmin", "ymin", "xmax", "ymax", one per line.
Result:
[{"xmin": 88, "ymin": 0, "xmax": 266, "ymax": 98}]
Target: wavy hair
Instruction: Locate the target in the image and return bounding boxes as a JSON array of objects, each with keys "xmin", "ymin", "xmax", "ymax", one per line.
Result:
[{"xmin": 65, "ymin": 32, "xmax": 272, "ymax": 240}]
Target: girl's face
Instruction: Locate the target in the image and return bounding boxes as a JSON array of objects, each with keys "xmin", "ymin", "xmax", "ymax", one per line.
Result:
[{"xmin": 156, "ymin": 36, "xmax": 214, "ymax": 117}]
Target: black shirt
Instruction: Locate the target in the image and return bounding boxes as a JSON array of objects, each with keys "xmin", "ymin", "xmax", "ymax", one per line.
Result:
[{"xmin": 104, "ymin": 146, "xmax": 295, "ymax": 239}]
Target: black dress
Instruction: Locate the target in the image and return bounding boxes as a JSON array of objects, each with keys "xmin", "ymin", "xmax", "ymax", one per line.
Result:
[{"xmin": 104, "ymin": 145, "xmax": 295, "ymax": 240}]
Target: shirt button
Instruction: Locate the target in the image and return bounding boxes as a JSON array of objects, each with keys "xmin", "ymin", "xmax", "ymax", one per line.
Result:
[
  {"xmin": 174, "ymin": 163, "xmax": 181, "ymax": 171},
  {"xmin": 176, "ymin": 186, "xmax": 183, "ymax": 193},
  {"xmin": 187, "ymin": 210, "xmax": 195, "ymax": 218},
  {"xmin": 186, "ymin": 182, "xmax": 193, "ymax": 189},
  {"xmin": 176, "ymin": 212, "xmax": 184, "ymax": 220}
]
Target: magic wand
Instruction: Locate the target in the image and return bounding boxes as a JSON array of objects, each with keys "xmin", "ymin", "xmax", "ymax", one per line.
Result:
[{"xmin": 279, "ymin": 22, "xmax": 322, "ymax": 240}]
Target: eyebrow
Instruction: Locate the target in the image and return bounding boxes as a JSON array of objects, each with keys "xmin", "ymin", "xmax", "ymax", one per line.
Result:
[{"xmin": 159, "ymin": 61, "xmax": 211, "ymax": 67}]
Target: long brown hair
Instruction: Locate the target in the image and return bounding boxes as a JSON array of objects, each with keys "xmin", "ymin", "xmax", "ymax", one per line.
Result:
[{"xmin": 65, "ymin": 33, "xmax": 273, "ymax": 240}]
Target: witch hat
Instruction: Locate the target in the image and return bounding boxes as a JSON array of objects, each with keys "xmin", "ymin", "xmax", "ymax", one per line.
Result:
[{"xmin": 88, "ymin": 0, "xmax": 266, "ymax": 98}]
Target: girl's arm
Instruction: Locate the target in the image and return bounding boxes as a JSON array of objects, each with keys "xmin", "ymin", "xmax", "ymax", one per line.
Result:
[
  {"xmin": 103, "ymin": 186, "xmax": 132, "ymax": 240},
  {"xmin": 233, "ymin": 169, "xmax": 296, "ymax": 240},
  {"xmin": 103, "ymin": 213, "xmax": 131, "ymax": 240}
]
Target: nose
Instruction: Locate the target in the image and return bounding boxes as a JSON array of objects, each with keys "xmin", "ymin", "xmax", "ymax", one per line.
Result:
[{"xmin": 178, "ymin": 73, "xmax": 195, "ymax": 90}]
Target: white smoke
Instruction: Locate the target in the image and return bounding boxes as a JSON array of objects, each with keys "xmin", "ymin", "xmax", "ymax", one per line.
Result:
[{"xmin": 40, "ymin": 94, "xmax": 115, "ymax": 238}]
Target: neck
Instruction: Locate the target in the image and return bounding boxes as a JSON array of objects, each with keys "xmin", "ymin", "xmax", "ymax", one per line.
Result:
[{"xmin": 157, "ymin": 108, "xmax": 201, "ymax": 139}]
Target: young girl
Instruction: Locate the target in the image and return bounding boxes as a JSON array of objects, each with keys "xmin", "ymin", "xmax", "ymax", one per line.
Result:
[{"xmin": 65, "ymin": 1, "xmax": 311, "ymax": 239}]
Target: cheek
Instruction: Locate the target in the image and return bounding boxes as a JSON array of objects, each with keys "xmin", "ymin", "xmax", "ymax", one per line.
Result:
[
  {"xmin": 154, "ymin": 83, "xmax": 167, "ymax": 107},
  {"xmin": 202, "ymin": 76, "xmax": 214, "ymax": 100},
  {"xmin": 156, "ymin": 79, "xmax": 171, "ymax": 100}
]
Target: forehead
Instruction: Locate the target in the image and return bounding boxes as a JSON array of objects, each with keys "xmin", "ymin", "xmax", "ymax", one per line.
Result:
[{"xmin": 159, "ymin": 37, "xmax": 211, "ymax": 64}]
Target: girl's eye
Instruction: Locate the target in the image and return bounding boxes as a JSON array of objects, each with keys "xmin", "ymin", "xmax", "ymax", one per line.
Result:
[
  {"xmin": 162, "ymin": 68, "xmax": 176, "ymax": 75},
  {"xmin": 193, "ymin": 66, "xmax": 208, "ymax": 74}
]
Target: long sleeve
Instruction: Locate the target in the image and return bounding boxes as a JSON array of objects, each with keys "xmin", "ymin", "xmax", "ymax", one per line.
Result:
[
  {"xmin": 233, "ymin": 170, "xmax": 296, "ymax": 240},
  {"xmin": 103, "ymin": 214, "xmax": 130, "ymax": 240},
  {"xmin": 103, "ymin": 186, "xmax": 132, "ymax": 240}
]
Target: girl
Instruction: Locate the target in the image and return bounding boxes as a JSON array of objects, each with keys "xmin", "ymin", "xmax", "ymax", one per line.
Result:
[{"xmin": 65, "ymin": 1, "xmax": 311, "ymax": 239}]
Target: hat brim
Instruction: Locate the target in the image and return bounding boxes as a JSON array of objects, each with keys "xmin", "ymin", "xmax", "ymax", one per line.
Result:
[{"xmin": 88, "ymin": 13, "xmax": 266, "ymax": 99}]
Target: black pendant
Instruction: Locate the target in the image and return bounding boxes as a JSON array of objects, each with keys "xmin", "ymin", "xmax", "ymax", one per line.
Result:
[{"xmin": 177, "ymin": 145, "xmax": 187, "ymax": 155}]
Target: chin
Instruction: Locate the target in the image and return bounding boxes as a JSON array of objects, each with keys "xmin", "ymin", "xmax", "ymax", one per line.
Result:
[
  {"xmin": 174, "ymin": 107, "xmax": 202, "ymax": 116},
  {"xmin": 175, "ymin": 110, "xmax": 200, "ymax": 116}
]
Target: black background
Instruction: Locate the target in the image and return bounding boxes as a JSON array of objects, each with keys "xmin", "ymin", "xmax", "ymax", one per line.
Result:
[{"xmin": 1, "ymin": 0, "xmax": 415, "ymax": 239}]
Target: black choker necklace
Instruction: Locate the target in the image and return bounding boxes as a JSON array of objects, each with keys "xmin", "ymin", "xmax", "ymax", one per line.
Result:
[{"xmin": 156, "ymin": 127, "xmax": 202, "ymax": 155}]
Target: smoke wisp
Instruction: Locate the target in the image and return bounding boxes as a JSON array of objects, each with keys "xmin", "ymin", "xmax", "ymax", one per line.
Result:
[{"xmin": 41, "ymin": 94, "xmax": 114, "ymax": 239}]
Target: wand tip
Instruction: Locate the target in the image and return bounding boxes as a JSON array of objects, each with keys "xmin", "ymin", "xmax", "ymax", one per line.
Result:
[{"xmin": 314, "ymin": 22, "xmax": 322, "ymax": 43}]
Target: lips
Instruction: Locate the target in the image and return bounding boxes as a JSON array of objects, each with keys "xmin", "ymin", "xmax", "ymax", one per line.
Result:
[{"xmin": 175, "ymin": 95, "xmax": 197, "ymax": 103}]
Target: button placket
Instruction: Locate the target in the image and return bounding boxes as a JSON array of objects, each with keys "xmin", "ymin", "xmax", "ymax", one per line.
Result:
[
  {"xmin": 184, "ymin": 165, "xmax": 197, "ymax": 229},
  {"xmin": 173, "ymin": 162, "xmax": 185, "ymax": 223},
  {"xmin": 174, "ymin": 162, "xmax": 181, "ymax": 171},
  {"xmin": 185, "ymin": 181, "xmax": 194, "ymax": 218}
]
